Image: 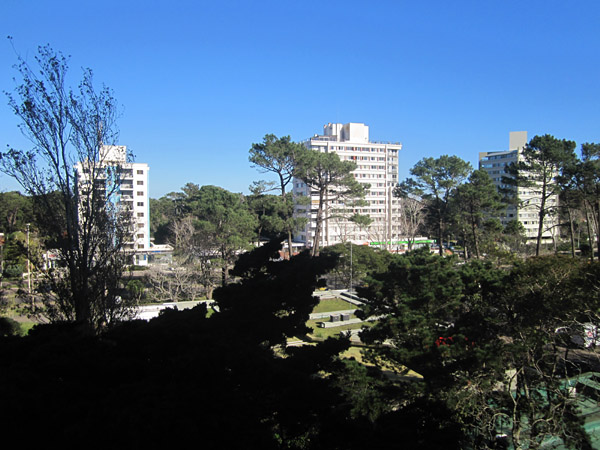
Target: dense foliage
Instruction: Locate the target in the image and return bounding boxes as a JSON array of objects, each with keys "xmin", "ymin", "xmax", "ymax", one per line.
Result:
[
  {"xmin": 357, "ymin": 250, "xmax": 600, "ymax": 449},
  {"xmin": 0, "ymin": 241, "xmax": 354, "ymax": 449},
  {"xmin": 2, "ymin": 240, "xmax": 599, "ymax": 448}
]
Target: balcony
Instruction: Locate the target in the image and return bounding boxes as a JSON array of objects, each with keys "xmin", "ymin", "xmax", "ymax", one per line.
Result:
[{"xmin": 371, "ymin": 140, "xmax": 402, "ymax": 146}]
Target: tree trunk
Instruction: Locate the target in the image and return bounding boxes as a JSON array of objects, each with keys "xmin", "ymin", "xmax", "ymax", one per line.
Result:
[
  {"xmin": 311, "ymin": 189, "xmax": 325, "ymax": 257},
  {"xmin": 471, "ymin": 220, "xmax": 480, "ymax": 259},
  {"xmin": 287, "ymin": 229, "xmax": 294, "ymax": 259},
  {"xmin": 595, "ymin": 198, "xmax": 600, "ymax": 259},
  {"xmin": 438, "ymin": 215, "xmax": 444, "ymax": 256},
  {"xmin": 280, "ymin": 176, "xmax": 294, "ymax": 260},
  {"xmin": 73, "ymin": 266, "xmax": 93, "ymax": 332},
  {"xmin": 535, "ymin": 176, "xmax": 549, "ymax": 257},
  {"xmin": 221, "ymin": 247, "xmax": 228, "ymax": 286},
  {"xmin": 256, "ymin": 225, "xmax": 263, "ymax": 247},
  {"xmin": 583, "ymin": 201, "xmax": 595, "ymax": 262},
  {"xmin": 567, "ymin": 206, "xmax": 576, "ymax": 258},
  {"xmin": 536, "ymin": 208, "xmax": 545, "ymax": 257}
]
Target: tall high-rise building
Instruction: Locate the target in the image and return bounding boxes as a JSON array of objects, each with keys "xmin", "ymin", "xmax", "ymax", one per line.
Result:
[
  {"xmin": 75, "ymin": 145, "xmax": 150, "ymax": 265},
  {"xmin": 293, "ymin": 123, "xmax": 402, "ymax": 249},
  {"xmin": 479, "ymin": 131, "xmax": 558, "ymax": 241}
]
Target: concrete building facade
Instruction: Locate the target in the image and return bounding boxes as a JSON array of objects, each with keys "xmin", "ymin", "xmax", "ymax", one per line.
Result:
[
  {"xmin": 293, "ymin": 123, "xmax": 402, "ymax": 249},
  {"xmin": 479, "ymin": 131, "xmax": 558, "ymax": 241},
  {"xmin": 75, "ymin": 145, "xmax": 151, "ymax": 265}
]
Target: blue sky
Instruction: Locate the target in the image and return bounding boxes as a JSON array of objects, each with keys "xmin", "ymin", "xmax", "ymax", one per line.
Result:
[{"xmin": 1, "ymin": 0, "xmax": 599, "ymax": 198}]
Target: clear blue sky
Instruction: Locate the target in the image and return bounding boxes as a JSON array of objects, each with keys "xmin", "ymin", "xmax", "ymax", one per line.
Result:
[{"xmin": 1, "ymin": 0, "xmax": 599, "ymax": 198}]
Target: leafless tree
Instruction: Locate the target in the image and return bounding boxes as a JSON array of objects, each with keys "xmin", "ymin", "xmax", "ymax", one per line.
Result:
[
  {"xmin": 144, "ymin": 264, "xmax": 202, "ymax": 302},
  {"xmin": 0, "ymin": 43, "xmax": 132, "ymax": 332},
  {"xmin": 397, "ymin": 196, "xmax": 426, "ymax": 251},
  {"xmin": 169, "ymin": 216, "xmax": 221, "ymax": 299}
]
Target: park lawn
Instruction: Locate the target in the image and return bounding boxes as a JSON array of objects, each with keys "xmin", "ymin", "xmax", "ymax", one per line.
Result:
[
  {"xmin": 306, "ymin": 319, "xmax": 366, "ymax": 340},
  {"xmin": 312, "ymin": 297, "xmax": 355, "ymax": 314},
  {"xmin": 301, "ymin": 319, "xmax": 423, "ymax": 379},
  {"xmin": 313, "ymin": 332, "xmax": 423, "ymax": 379},
  {"xmin": 340, "ymin": 346, "xmax": 365, "ymax": 361},
  {"xmin": 341, "ymin": 346, "xmax": 422, "ymax": 379},
  {"xmin": 19, "ymin": 322, "xmax": 37, "ymax": 335}
]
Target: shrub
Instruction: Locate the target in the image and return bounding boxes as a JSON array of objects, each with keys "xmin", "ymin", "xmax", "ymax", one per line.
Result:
[
  {"xmin": 0, "ymin": 317, "xmax": 23, "ymax": 337},
  {"xmin": 3, "ymin": 264, "xmax": 24, "ymax": 279}
]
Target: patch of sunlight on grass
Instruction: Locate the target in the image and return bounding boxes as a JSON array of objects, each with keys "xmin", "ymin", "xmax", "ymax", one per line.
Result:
[{"xmin": 312, "ymin": 298, "xmax": 355, "ymax": 314}]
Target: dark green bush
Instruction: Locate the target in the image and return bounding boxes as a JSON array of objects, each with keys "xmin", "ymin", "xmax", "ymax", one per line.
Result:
[
  {"xmin": 3, "ymin": 264, "xmax": 24, "ymax": 279},
  {"xmin": 0, "ymin": 317, "xmax": 23, "ymax": 337}
]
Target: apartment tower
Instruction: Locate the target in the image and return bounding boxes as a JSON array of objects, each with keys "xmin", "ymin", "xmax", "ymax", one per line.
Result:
[
  {"xmin": 479, "ymin": 131, "xmax": 557, "ymax": 241},
  {"xmin": 75, "ymin": 145, "xmax": 150, "ymax": 265},
  {"xmin": 293, "ymin": 123, "xmax": 402, "ymax": 249}
]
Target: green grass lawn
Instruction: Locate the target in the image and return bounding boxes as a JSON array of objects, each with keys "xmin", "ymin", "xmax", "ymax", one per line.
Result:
[
  {"xmin": 340, "ymin": 346, "xmax": 365, "ymax": 361},
  {"xmin": 306, "ymin": 297, "xmax": 370, "ymax": 341},
  {"xmin": 312, "ymin": 297, "xmax": 355, "ymax": 313},
  {"xmin": 18, "ymin": 321, "xmax": 37, "ymax": 335},
  {"xmin": 306, "ymin": 319, "xmax": 369, "ymax": 340}
]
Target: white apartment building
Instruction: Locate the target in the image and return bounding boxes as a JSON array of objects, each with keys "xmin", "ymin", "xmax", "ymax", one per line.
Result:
[
  {"xmin": 479, "ymin": 131, "xmax": 557, "ymax": 241},
  {"xmin": 293, "ymin": 123, "xmax": 402, "ymax": 249},
  {"xmin": 75, "ymin": 145, "xmax": 151, "ymax": 265}
]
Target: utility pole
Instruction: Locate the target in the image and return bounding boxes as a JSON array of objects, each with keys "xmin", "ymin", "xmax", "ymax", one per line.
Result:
[
  {"xmin": 349, "ymin": 240, "xmax": 353, "ymax": 294},
  {"xmin": 26, "ymin": 223, "xmax": 31, "ymax": 296},
  {"xmin": 0, "ymin": 233, "xmax": 4, "ymax": 288}
]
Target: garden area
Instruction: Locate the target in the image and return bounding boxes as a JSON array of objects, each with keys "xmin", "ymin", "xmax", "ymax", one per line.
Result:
[{"xmin": 305, "ymin": 295, "xmax": 370, "ymax": 340}]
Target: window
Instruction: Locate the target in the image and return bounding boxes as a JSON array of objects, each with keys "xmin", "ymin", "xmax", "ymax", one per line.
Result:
[
  {"xmin": 137, "ymin": 212, "xmax": 144, "ymax": 217},
  {"xmin": 137, "ymin": 170, "xmax": 144, "ymax": 175},
  {"xmin": 137, "ymin": 234, "xmax": 144, "ymax": 239},
  {"xmin": 137, "ymin": 223, "xmax": 144, "ymax": 228},
  {"xmin": 137, "ymin": 180, "xmax": 144, "ymax": 185},
  {"xmin": 137, "ymin": 202, "xmax": 144, "ymax": 207},
  {"xmin": 137, "ymin": 191, "xmax": 144, "ymax": 196}
]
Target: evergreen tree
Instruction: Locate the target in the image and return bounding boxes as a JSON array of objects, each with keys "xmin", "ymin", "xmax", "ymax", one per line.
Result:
[
  {"xmin": 452, "ymin": 169, "xmax": 504, "ymax": 258},
  {"xmin": 357, "ymin": 251, "xmax": 599, "ymax": 448},
  {"xmin": 502, "ymin": 135, "xmax": 577, "ymax": 256},
  {"xmin": 399, "ymin": 155, "xmax": 472, "ymax": 255},
  {"xmin": 578, "ymin": 143, "xmax": 600, "ymax": 259},
  {"xmin": 295, "ymin": 150, "xmax": 368, "ymax": 256},
  {"xmin": 249, "ymin": 134, "xmax": 304, "ymax": 257}
]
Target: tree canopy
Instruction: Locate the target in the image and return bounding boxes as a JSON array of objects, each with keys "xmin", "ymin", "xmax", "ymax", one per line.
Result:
[
  {"xmin": 451, "ymin": 169, "xmax": 504, "ymax": 258},
  {"xmin": 295, "ymin": 150, "xmax": 368, "ymax": 255},
  {"xmin": 398, "ymin": 155, "xmax": 472, "ymax": 255},
  {"xmin": 502, "ymin": 134, "xmax": 577, "ymax": 256},
  {"xmin": 357, "ymin": 251, "xmax": 600, "ymax": 448},
  {"xmin": 249, "ymin": 134, "xmax": 305, "ymax": 256}
]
